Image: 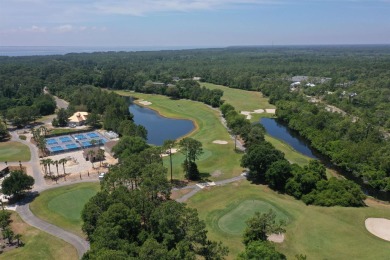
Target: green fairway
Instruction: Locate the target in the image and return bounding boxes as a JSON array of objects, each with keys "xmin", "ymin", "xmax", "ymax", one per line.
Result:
[
  {"xmin": 0, "ymin": 211, "xmax": 77, "ymax": 260},
  {"xmin": 0, "ymin": 141, "xmax": 31, "ymax": 162},
  {"xmin": 30, "ymin": 182, "xmax": 100, "ymax": 237},
  {"xmin": 200, "ymin": 82, "xmax": 275, "ymax": 112},
  {"xmin": 265, "ymin": 135, "xmax": 311, "ymax": 166},
  {"xmin": 48, "ymin": 188, "xmax": 98, "ymax": 221},
  {"xmin": 187, "ymin": 181, "xmax": 390, "ymax": 259},
  {"xmin": 116, "ymin": 91, "xmax": 244, "ymax": 181},
  {"xmin": 218, "ymin": 200, "xmax": 289, "ymax": 235}
]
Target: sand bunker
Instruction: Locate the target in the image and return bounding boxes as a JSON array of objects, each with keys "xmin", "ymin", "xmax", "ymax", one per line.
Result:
[
  {"xmin": 213, "ymin": 140, "xmax": 228, "ymax": 144},
  {"xmin": 265, "ymin": 109, "xmax": 276, "ymax": 114},
  {"xmin": 139, "ymin": 100, "xmax": 152, "ymax": 106},
  {"xmin": 365, "ymin": 218, "xmax": 390, "ymax": 241},
  {"xmin": 253, "ymin": 109, "xmax": 265, "ymax": 114},
  {"xmin": 240, "ymin": 111, "xmax": 252, "ymax": 120},
  {"xmin": 161, "ymin": 148, "xmax": 179, "ymax": 157},
  {"xmin": 268, "ymin": 233, "xmax": 285, "ymax": 243}
]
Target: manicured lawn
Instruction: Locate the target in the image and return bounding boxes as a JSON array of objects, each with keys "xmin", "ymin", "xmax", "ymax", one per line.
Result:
[
  {"xmin": 187, "ymin": 181, "xmax": 390, "ymax": 259},
  {"xmin": 0, "ymin": 141, "xmax": 31, "ymax": 162},
  {"xmin": 48, "ymin": 128, "xmax": 88, "ymax": 136},
  {"xmin": 0, "ymin": 211, "xmax": 77, "ymax": 260},
  {"xmin": 265, "ymin": 135, "xmax": 311, "ymax": 166},
  {"xmin": 218, "ymin": 200, "xmax": 289, "ymax": 235},
  {"xmin": 116, "ymin": 91, "xmax": 244, "ymax": 181},
  {"xmin": 29, "ymin": 182, "xmax": 100, "ymax": 237},
  {"xmin": 200, "ymin": 82, "xmax": 275, "ymax": 112}
]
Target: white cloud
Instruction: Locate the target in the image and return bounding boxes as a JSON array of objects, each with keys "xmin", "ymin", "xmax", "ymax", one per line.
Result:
[
  {"xmin": 27, "ymin": 25, "xmax": 47, "ymax": 32},
  {"xmin": 93, "ymin": 0, "xmax": 276, "ymax": 16},
  {"xmin": 56, "ymin": 24, "xmax": 73, "ymax": 32}
]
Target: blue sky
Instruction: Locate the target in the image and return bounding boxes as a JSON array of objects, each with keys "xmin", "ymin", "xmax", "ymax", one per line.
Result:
[{"xmin": 1, "ymin": 0, "xmax": 389, "ymax": 46}]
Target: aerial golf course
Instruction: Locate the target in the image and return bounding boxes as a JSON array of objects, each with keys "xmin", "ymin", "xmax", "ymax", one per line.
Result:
[{"xmin": 21, "ymin": 85, "xmax": 390, "ymax": 259}]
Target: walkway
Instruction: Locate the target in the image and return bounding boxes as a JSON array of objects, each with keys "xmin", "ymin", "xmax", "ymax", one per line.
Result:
[
  {"xmin": 16, "ymin": 199, "xmax": 89, "ymax": 259},
  {"xmin": 2, "ymin": 97, "xmax": 247, "ymax": 259}
]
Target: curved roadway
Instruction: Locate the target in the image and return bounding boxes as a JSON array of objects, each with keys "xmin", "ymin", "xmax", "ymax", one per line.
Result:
[{"xmin": 4, "ymin": 95, "xmax": 247, "ymax": 259}]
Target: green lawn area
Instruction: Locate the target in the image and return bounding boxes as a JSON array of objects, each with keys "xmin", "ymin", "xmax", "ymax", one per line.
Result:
[
  {"xmin": 0, "ymin": 141, "xmax": 31, "ymax": 162},
  {"xmin": 187, "ymin": 181, "xmax": 390, "ymax": 260},
  {"xmin": 48, "ymin": 128, "xmax": 89, "ymax": 136},
  {"xmin": 200, "ymin": 82, "xmax": 275, "ymax": 112},
  {"xmin": 0, "ymin": 211, "xmax": 77, "ymax": 260},
  {"xmin": 29, "ymin": 182, "xmax": 100, "ymax": 237},
  {"xmin": 116, "ymin": 91, "xmax": 244, "ymax": 181}
]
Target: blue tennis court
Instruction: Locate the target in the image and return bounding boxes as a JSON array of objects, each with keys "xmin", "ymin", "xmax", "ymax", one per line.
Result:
[
  {"xmin": 45, "ymin": 131, "xmax": 108, "ymax": 154},
  {"xmin": 74, "ymin": 134, "xmax": 87, "ymax": 140},
  {"xmin": 59, "ymin": 136, "xmax": 72, "ymax": 142},
  {"xmin": 47, "ymin": 139, "xmax": 58, "ymax": 145},
  {"xmin": 86, "ymin": 132, "xmax": 99, "ymax": 138},
  {"xmin": 51, "ymin": 146, "xmax": 64, "ymax": 152},
  {"xmin": 82, "ymin": 141, "xmax": 92, "ymax": 147},
  {"xmin": 66, "ymin": 143, "xmax": 79, "ymax": 149}
]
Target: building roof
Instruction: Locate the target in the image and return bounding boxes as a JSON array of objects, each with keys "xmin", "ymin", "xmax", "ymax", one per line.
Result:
[{"xmin": 68, "ymin": 111, "xmax": 88, "ymax": 123}]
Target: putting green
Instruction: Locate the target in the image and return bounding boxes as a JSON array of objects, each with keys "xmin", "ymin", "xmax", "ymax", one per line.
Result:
[
  {"xmin": 218, "ymin": 200, "xmax": 289, "ymax": 235},
  {"xmin": 47, "ymin": 188, "xmax": 97, "ymax": 221},
  {"xmin": 0, "ymin": 141, "xmax": 31, "ymax": 162}
]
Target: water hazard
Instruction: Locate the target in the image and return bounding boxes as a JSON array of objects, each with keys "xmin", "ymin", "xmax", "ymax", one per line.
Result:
[
  {"xmin": 260, "ymin": 117, "xmax": 390, "ymax": 201},
  {"xmin": 129, "ymin": 103, "xmax": 195, "ymax": 146},
  {"xmin": 260, "ymin": 118, "xmax": 318, "ymax": 159}
]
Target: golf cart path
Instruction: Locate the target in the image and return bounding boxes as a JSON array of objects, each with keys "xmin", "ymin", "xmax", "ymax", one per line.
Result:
[
  {"xmin": 16, "ymin": 201, "xmax": 89, "ymax": 259},
  {"xmin": 4, "ymin": 97, "xmax": 246, "ymax": 258}
]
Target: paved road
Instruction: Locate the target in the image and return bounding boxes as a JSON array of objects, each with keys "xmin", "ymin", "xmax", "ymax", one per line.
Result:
[
  {"xmin": 8, "ymin": 131, "xmax": 45, "ymax": 189},
  {"xmin": 16, "ymin": 200, "xmax": 89, "ymax": 258},
  {"xmin": 175, "ymin": 174, "xmax": 247, "ymax": 202}
]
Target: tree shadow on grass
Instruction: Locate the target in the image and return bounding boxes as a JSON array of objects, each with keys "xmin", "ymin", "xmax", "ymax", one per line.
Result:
[{"xmin": 199, "ymin": 172, "xmax": 211, "ymax": 182}]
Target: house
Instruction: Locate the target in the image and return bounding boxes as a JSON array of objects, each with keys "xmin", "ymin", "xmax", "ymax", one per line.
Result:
[
  {"xmin": 83, "ymin": 147, "xmax": 102, "ymax": 162},
  {"xmin": 104, "ymin": 140, "xmax": 118, "ymax": 156},
  {"xmin": 68, "ymin": 112, "xmax": 88, "ymax": 126}
]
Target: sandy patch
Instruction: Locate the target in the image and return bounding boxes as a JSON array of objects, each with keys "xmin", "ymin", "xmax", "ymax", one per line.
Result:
[
  {"xmin": 240, "ymin": 111, "xmax": 251, "ymax": 116},
  {"xmin": 365, "ymin": 218, "xmax": 390, "ymax": 241},
  {"xmin": 213, "ymin": 140, "xmax": 228, "ymax": 145},
  {"xmin": 161, "ymin": 148, "xmax": 179, "ymax": 157},
  {"xmin": 212, "ymin": 170, "xmax": 222, "ymax": 177},
  {"xmin": 139, "ymin": 100, "xmax": 152, "ymax": 106},
  {"xmin": 253, "ymin": 109, "xmax": 265, "ymax": 114},
  {"xmin": 267, "ymin": 233, "xmax": 285, "ymax": 243},
  {"xmin": 265, "ymin": 109, "xmax": 276, "ymax": 114}
]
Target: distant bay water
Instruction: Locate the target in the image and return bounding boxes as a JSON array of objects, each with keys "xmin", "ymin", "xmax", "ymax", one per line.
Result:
[{"xmin": 0, "ymin": 46, "xmax": 216, "ymax": 57}]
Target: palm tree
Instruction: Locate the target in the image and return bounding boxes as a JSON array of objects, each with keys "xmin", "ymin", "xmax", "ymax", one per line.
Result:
[
  {"xmin": 37, "ymin": 135, "xmax": 47, "ymax": 156},
  {"xmin": 54, "ymin": 160, "xmax": 59, "ymax": 178},
  {"xmin": 88, "ymin": 149, "xmax": 96, "ymax": 168},
  {"xmin": 97, "ymin": 149, "xmax": 105, "ymax": 167},
  {"xmin": 15, "ymin": 233, "xmax": 22, "ymax": 247},
  {"xmin": 90, "ymin": 139, "xmax": 97, "ymax": 147},
  {"xmin": 59, "ymin": 158, "xmax": 67, "ymax": 175},
  {"xmin": 163, "ymin": 139, "xmax": 176, "ymax": 183},
  {"xmin": 40, "ymin": 159, "xmax": 48, "ymax": 176},
  {"xmin": 46, "ymin": 158, "xmax": 53, "ymax": 177}
]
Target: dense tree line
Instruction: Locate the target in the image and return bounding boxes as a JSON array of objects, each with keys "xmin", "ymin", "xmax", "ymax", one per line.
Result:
[
  {"xmin": 221, "ymin": 103, "xmax": 366, "ymax": 207},
  {"xmin": 1, "ymin": 46, "xmax": 389, "ymax": 191},
  {"xmin": 2, "ymin": 46, "xmax": 390, "ymax": 127},
  {"xmin": 82, "ymin": 136, "xmax": 227, "ymax": 259},
  {"xmin": 275, "ymin": 98, "xmax": 390, "ymax": 191}
]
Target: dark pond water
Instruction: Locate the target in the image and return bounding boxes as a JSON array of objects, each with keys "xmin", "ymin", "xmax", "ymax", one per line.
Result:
[
  {"xmin": 129, "ymin": 103, "xmax": 195, "ymax": 146},
  {"xmin": 260, "ymin": 118, "xmax": 318, "ymax": 159},
  {"xmin": 260, "ymin": 117, "xmax": 390, "ymax": 201}
]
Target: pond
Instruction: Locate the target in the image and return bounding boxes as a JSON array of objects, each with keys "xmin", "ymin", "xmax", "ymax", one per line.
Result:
[
  {"xmin": 260, "ymin": 117, "xmax": 390, "ymax": 201},
  {"xmin": 260, "ymin": 118, "xmax": 318, "ymax": 159},
  {"xmin": 129, "ymin": 103, "xmax": 195, "ymax": 146}
]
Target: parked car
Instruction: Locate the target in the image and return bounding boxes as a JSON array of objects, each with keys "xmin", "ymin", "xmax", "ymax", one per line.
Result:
[{"xmin": 98, "ymin": 172, "xmax": 106, "ymax": 181}]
